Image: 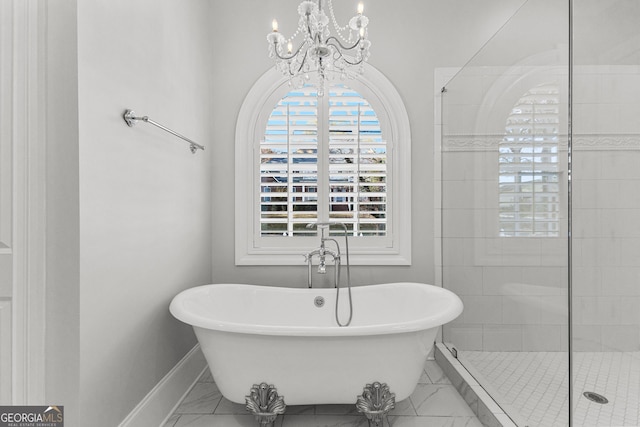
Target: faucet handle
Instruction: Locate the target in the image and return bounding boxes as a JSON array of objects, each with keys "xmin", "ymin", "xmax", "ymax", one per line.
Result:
[{"xmin": 318, "ymin": 259, "xmax": 327, "ymax": 274}]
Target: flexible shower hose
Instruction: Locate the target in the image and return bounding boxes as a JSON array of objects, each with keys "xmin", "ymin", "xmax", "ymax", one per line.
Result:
[{"xmin": 334, "ymin": 223, "xmax": 353, "ymax": 327}]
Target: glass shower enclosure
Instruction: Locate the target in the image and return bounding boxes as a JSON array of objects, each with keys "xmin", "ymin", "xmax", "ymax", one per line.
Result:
[{"xmin": 438, "ymin": 0, "xmax": 640, "ymax": 426}]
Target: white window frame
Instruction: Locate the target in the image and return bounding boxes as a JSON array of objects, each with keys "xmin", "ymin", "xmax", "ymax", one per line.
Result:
[{"xmin": 235, "ymin": 65, "xmax": 411, "ymax": 266}]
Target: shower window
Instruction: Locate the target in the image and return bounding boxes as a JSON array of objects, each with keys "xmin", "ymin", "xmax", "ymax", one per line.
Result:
[
  {"xmin": 499, "ymin": 83, "xmax": 560, "ymax": 237},
  {"xmin": 235, "ymin": 67, "xmax": 411, "ymax": 265}
]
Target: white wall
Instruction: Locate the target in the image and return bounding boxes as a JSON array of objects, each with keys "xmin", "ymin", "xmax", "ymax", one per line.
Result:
[
  {"xmin": 45, "ymin": 0, "xmax": 81, "ymax": 423},
  {"xmin": 209, "ymin": 0, "xmax": 526, "ymax": 287},
  {"xmin": 77, "ymin": 1, "xmax": 213, "ymax": 425}
]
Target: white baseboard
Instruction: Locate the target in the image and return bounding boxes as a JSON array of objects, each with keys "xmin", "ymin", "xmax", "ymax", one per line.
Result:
[{"xmin": 118, "ymin": 344, "xmax": 207, "ymax": 427}]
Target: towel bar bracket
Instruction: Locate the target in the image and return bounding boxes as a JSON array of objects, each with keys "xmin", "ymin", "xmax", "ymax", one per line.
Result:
[{"xmin": 123, "ymin": 109, "xmax": 138, "ymax": 128}]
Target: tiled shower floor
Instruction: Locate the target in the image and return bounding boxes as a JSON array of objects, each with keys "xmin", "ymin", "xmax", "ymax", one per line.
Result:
[
  {"xmin": 462, "ymin": 351, "xmax": 640, "ymax": 427},
  {"xmin": 163, "ymin": 360, "xmax": 483, "ymax": 427}
]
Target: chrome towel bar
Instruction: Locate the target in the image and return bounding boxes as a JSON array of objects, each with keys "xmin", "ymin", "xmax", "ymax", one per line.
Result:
[{"xmin": 123, "ymin": 109, "xmax": 205, "ymax": 154}]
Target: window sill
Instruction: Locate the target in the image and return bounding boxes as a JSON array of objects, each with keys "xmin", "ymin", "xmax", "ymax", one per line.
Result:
[{"xmin": 235, "ymin": 252, "xmax": 411, "ymax": 266}]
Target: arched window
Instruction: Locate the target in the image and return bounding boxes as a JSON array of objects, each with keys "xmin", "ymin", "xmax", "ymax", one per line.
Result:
[
  {"xmin": 260, "ymin": 83, "xmax": 387, "ymax": 237},
  {"xmin": 499, "ymin": 83, "xmax": 560, "ymax": 237},
  {"xmin": 236, "ymin": 67, "xmax": 411, "ymax": 265}
]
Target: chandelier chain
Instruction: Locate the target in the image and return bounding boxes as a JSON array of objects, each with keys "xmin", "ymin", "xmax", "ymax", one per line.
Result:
[
  {"xmin": 327, "ymin": 0, "xmax": 353, "ymax": 44},
  {"xmin": 286, "ymin": 26, "xmax": 302, "ymax": 45}
]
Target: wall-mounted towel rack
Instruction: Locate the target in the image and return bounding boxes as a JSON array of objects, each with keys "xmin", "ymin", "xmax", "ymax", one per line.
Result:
[{"xmin": 123, "ymin": 109, "xmax": 205, "ymax": 154}]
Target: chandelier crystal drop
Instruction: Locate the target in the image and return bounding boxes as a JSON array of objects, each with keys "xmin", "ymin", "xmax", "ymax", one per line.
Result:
[{"xmin": 266, "ymin": 0, "xmax": 371, "ymax": 96}]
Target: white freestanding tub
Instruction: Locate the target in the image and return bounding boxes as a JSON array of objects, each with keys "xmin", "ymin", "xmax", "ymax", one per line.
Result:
[{"xmin": 170, "ymin": 282, "xmax": 463, "ymax": 405}]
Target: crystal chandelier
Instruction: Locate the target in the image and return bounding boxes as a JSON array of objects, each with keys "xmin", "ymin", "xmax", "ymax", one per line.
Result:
[{"xmin": 266, "ymin": 0, "xmax": 371, "ymax": 96}]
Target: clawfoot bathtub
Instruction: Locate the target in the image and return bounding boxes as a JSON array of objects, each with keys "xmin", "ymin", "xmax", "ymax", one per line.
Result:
[{"xmin": 170, "ymin": 282, "xmax": 463, "ymax": 407}]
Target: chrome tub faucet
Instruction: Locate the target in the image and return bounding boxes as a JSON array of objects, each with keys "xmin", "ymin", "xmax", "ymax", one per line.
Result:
[
  {"xmin": 304, "ymin": 221, "xmax": 353, "ymax": 326},
  {"xmin": 304, "ymin": 223, "xmax": 341, "ymax": 288}
]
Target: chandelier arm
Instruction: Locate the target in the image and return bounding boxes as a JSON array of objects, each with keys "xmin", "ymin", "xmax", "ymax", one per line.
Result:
[
  {"xmin": 340, "ymin": 55, "xmax": 365, "ymax": 66},
  {"xmin": 325, "ymin": 35, "xmax": 362, "ymax": 52},
  {"xmin": 271, "ymin": 10, "xmax": 315, "ymax": 62},
  {"xmin": 273, "ymin": 40, "xmax": 308, "ymax": 61},
  {"xmin": 294, "ymin": 50, "xmax": 310, "ymax": 74},
  {"xmin": 330, "ymin": 49, "xmax": 366, "ymax": 66},
  {"xmin": 325, "ymin": 39, "xmax": 366, "ymax": 66}
]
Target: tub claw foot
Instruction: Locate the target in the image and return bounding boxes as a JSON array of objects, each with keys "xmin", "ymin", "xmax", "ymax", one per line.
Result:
[
  {"xmin": 356, "ymin": 382, "xmax": 396, "ymax": 427},
  {"xmin": 245, "ymin": 383, "xmax": 286, "ymax": 427}
]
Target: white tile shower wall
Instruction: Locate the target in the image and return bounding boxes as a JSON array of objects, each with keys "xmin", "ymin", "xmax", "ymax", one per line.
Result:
[
  {"xmin": 441, "ymin": 148, "xmax": 569, "ymax": 350},
  {"xmin": 572, "ymin": 66, "xmax": 640, "ymax": 351},
  {"xmin": 442, "ymin": 66, "xmax": 640, "ymax": 352},
  {"xmin": 441, "ymin": 65, "xmax": 568, "ymax": 352}
]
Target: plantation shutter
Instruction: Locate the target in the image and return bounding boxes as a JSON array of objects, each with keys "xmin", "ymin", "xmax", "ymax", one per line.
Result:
[
  {"xmin": 260, "ymin": 83, "xmax": 387, "ymax": 237},
  {"xmin": 499, "ymin": 83, "xmax": 560, "ymax": 237},
  {"xmin": 328, "ymin": 85, "xmax": 387, "ymax": 236},
  {"xmin": 260, "ymin": 86, "xmax": 318, "ymax": 236}
]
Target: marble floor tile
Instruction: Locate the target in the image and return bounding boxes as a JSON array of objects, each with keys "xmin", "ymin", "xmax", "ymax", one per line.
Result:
[
  {"xmin": 315, "ymin": 404, "xmax": 360, "ymax": 416},
  {"xmin": 417, "ymin": 368, "xmax": 430, "ymax": 384},
  {"xmin": 424, "ymin": 360, "xmax": 453, "ymax": 385},
  {"xmin": 388, "ymin": 415, "xmax": 484, "ymax": 427},
  {"xmin": 174, "ymin": 382, "xmax": 223, "ymax": 414},
  {"xmin": 168, "ymin": 362, "xmax": 483, "ymax": 427},
  {"xmin": 198, "ymin": 369, "xmax": 214, "ymax": 383},
  {"xmin": 174, "ymin": 414, "xmax": 280, "ymax": 427},
  {"xmin": 162, "ymin": 414, "xmax": 180, "ymax": 427},
  {"xmin": 214, "ymin": 397, "xmax": 248, "ymax": 415},
  {"xmin": 410, "ymin": 384, "xmax": 476, "ymax": 417},
  {"xmin": 388, "ymin": 397, "xmax": 417, "ymax": 416},
  {"xmin": 281, "ymin": 414, "xmax": 369, "ymax": 427},
  {"xmin": 285, "ymin": 405, "xmax": 316, "ymax": 415}
]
